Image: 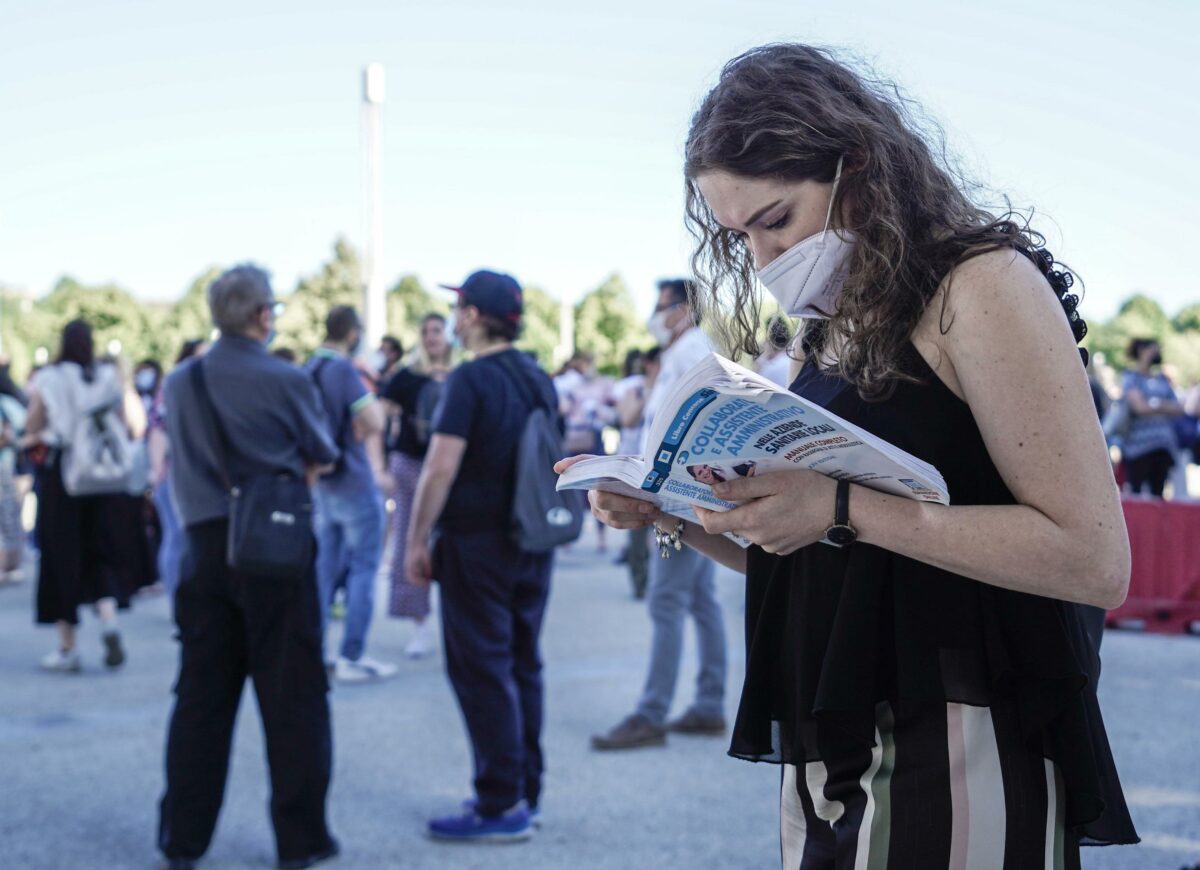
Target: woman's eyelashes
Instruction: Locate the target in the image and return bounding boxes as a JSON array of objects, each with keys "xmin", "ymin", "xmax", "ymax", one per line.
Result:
[{"xmin": 726, "ymin": 212, "xmax": 786, "ymax": 244}]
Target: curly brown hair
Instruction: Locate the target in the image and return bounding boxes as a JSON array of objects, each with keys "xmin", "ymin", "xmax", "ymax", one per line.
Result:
[{"xmin": 684, "ymin": 44, "xmax": 1080, "ymax": 398}]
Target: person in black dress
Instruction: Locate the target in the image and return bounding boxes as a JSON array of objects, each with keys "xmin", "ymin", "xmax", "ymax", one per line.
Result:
[
  {"xmin": 563, "ymin": 44, "xmax": 1137, "ymax": 868},
  {"xmin": 26, "ymin": 321, "xmax": 130, "ymax": 672}
]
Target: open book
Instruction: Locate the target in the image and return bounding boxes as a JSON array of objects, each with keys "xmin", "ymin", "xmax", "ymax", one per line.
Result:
[{"xmin": 556, "ymin": 353, "xmax": 949, "ymax": 547}]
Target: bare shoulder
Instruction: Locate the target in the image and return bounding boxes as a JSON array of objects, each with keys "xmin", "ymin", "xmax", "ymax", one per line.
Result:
[
  {"xmin": 913, "ymin": 248, "xmax": 1071, "ymax": 388},
  {"xmin": 934, "ymin": 248, "xmax": 1062, "ymax": 339}
]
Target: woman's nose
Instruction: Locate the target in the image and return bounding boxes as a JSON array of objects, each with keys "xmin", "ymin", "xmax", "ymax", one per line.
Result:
[
  {"xmin": 747, "ymin": 239, "xmax": 766, "ymax": 271},
  {"xmin": 748, "ymin": 236, "xmax": 785, "ymax": 271}
]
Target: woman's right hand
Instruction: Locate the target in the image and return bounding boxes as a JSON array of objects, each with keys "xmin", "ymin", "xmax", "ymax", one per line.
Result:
[{"xmin": 553, "ymin": 455, "xmax": 662, "ymax": 530}]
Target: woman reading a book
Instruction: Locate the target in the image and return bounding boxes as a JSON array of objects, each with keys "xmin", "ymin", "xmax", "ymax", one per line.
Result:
[{"xmin": 558, "ymin": 44, "xmax": 1136, "ymax": 867}]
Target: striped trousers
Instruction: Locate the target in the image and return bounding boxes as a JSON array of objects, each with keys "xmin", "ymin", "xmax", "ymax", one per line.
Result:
[{"xmin": 780, "ymin": 703, "xmax": 1079, "ymax": 870}]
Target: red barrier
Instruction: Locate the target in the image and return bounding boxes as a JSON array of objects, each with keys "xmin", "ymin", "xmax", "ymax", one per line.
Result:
[{"xmin": 1106, "ymin": 498, "xmax": 1200, "ymax": 635}]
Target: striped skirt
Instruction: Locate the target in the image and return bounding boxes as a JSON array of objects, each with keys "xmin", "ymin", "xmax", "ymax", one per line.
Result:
[
  {"xmin": 780, "ymin": 702, "xmax": 1079, "ymax": 870},
  {"xmin": 387, "ymin": 452, "xmax": 431, "ymax": 620}
]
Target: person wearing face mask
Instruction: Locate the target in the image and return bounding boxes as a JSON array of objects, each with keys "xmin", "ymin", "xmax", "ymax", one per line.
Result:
[
  {"xmin": 562, "ymin": 44, "xmax": 1136, "ymax": 866},
  {"xmin": 134, "ymin": 360, "xmax": 163, "ymax": 413},
  {"xmin": 306, "ymin": 305, "xmax": 396, "ymax": 683},
  {"xmin": 590, "ymin": 277, "xmax": 729, "ymax": 750},
  {"xmin": 381, "ymin": 312, "xmax": 454, "ymax": 658},
  {"xmin": 558, "ymin": 350, "xmax": 616, "ymax": 553},
  {"xmin": 157, "ymin": 264, "xmax": 340, "ymax": 870},
  {"xmin": 405, "ymin": 269, "xmax": 558, "ymax": 843},
  {"xmin": 1119, "ymin": 337, "xmax": 1184, "ymax": 497},
  {"xmin": 612, "ymin": 348, "xmax": 652, "ymax": 597}
]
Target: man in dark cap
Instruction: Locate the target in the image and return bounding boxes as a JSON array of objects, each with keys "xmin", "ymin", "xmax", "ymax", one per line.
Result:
[{"xmin": 405, "ymin": 269, "xmax": 558, "ymax": 843}]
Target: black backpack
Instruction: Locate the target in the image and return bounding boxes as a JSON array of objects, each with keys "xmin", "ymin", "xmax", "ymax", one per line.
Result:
[{"xmin": 496, "ymin": 353, "xmax": 584, "ymax": 553}]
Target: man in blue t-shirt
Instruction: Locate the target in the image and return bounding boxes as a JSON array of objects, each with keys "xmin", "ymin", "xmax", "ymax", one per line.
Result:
[
  {"xmin": 405, "ymin": 270, "xmax": 557, "ymax": 843},
  {"xmin": 307, "ymin": 306, "xmax": 396, "ymax": 683}
]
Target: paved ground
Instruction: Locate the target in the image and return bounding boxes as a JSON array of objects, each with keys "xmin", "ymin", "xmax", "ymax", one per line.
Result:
[{"xmin": 0, "ymin": 526, "xmax": 1197, "ymax": 869}]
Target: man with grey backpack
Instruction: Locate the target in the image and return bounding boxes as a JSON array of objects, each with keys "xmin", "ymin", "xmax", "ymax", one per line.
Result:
[{"xmin": 405, "ymin": 269, "xmax": 580, "ymax": 843}]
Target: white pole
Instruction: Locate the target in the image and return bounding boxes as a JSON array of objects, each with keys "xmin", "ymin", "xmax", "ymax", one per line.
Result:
[
  {"xmin": 556, "ymin": 290, "xmax": 575, "ymax": 370},
  {"xmin": 361, "ymin": 63, "xmax": 386, "ymax": 350}
]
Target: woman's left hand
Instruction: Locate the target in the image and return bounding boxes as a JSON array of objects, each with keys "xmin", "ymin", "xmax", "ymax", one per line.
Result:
[{"xmin": 693, "ymin": 468, "xmax": 838, "ymax": 555}]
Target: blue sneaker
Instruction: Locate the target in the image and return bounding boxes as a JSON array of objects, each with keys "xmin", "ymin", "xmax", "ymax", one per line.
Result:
[
  {"xmin": 428, "ymin": 803, "xmax": 533, "ymax": 843},
  {"xmin": 461, "ymin": 798, "xmax": 542, "ymax": 829}
]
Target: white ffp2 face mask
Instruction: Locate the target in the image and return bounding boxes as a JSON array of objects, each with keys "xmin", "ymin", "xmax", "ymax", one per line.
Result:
[
  {"xmin": 647, "ymin": 309, "xmax": 675, "ymax": 345},
  {"xmin": 756, "ymin": 156, "xmax": 856, "ymax": 319}
]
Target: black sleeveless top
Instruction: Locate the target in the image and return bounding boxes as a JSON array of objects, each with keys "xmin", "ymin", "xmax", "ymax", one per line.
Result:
[{"xmin": 729, "ymin": 342, "xmax": 1138, "ymax": 846}]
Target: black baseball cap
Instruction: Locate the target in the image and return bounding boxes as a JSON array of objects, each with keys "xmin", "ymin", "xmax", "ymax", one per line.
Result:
[{"xmin": 440, "ymin": 269, "xmax": 524, "ymax": 323}]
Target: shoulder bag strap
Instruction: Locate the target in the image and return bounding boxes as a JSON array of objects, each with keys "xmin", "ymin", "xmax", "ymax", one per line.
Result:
[
  {"xmin": 495, "ymin": 352, "xmax": 548, "ymax": 414},
  {"xmin": 309, "ymin": 356, "xmax": 349, "ymax": 447},
  {"xmin": 189, "ymin": 359, "xmax": 236, "ymax": 490}
]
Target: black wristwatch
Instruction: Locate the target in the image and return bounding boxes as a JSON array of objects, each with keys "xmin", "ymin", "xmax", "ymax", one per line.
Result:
[{"xmin": 823, "ymin": 480, "xmax": 858, "ymax": 547}]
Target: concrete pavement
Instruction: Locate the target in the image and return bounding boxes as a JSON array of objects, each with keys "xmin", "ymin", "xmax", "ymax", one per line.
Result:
[{"xmin": 0, "ymin": 527, "xmax": 1197, "ymax": 869}]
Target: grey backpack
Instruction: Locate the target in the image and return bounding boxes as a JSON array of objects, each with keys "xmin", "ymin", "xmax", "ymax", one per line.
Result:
[
  {"xmin": 497, "ymin": 354, "xmax": 584, "ymax": 553},
  {"xmin": 52, "ymin": 364, "xmax": 136, "ymax": 496}
]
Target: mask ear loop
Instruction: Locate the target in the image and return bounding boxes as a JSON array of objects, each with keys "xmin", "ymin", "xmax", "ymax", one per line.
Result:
[{"xmin": 819, "ymin": 155, "xmax": 845, "ymax": 241}]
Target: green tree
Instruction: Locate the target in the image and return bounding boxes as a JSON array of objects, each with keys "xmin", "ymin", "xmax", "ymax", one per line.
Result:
[
  {"xmin": 30, "ymin": 277, "xmax": 157, "ymax": 366},
  {"xmin": 1085, "ymin": 293, "xmax": 1169, "ymax": 372},
  {"xmin": 0, "ymin": 291, "xmax": 56, "ymax": 381},
  {"xmin": 166, "ymin": 266, "xmax": 223, "ymax": 349},
  {"xmin": 1115, "ymin": 294, "xmax": 1171, "ymax": 339},
  {"xmin": 1163, "ymin": 331, "xmax": 1200, "ymax": 386},
  {"xmin": 572, "ymin": 274, "xmax": 651, "ymax": 375},
  {"xmin": 1173, "ymin": 303, "xmax": 1200, "ymax": 334},
  {"xmin": 386, "ymin": 274, "xmax": 448, "ymax": 349},
  {"xmin": 518, "ymin": 285, "xmax": 563, "ymax": 370},
  {"xmin": 274, "ymin": 238, "xmax": 363, "ymax": 357}
]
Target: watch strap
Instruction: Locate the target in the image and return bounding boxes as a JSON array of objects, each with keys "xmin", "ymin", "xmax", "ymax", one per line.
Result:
[{"xmin": 835, "ymin": 479, "xmax": 850, "ymax": 526}]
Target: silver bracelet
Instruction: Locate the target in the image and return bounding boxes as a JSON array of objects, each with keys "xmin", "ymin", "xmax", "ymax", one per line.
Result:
[{"xmin": 654, "ymin": 519, "xmax": 685, "ymax": 559}]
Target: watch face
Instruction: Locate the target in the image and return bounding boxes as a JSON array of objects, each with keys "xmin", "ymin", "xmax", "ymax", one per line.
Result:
[{"xmin": 826, "ymin": 525, "xmax": 857, "ymax": 546}]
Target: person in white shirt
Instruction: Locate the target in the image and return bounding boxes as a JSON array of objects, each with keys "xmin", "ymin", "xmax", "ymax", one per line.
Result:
[
  {"xmin": 591, "ymin": 279, "xmax": 727, "ymax": 749},
  {"xmin": 612, "ymin": 348, "xmax": 654, "ymax": 597}
]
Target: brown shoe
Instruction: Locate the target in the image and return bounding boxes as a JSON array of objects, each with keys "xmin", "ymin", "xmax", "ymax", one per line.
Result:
[
  {"xmin": 590, "ymin": 713, "xmax": 667, "ymax": 750},
  {"xmin": 666, "ymin": 710, "xmax": 726, "ymax": 735}
]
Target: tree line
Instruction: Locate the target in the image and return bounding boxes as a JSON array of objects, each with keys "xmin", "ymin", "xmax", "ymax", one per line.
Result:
[
  {"xmin": 0, "ymin": 239, "xmax": 652, "ymax": 382},
  {"xmin": 1, "ymin": 238, "xmax": 1194, "ymax": 385}
]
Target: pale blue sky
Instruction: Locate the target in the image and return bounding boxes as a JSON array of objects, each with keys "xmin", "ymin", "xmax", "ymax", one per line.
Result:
[{"xmin": 2, "ymin": 0, "xmax": 1196, "ymax": 319}]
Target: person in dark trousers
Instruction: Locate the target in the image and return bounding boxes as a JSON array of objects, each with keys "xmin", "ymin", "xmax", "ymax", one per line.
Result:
[
  {"xmin": 1120, "ymin": 337, "xmax": 1184, "ymax": 497},
  {"xmin": 24, "ymin": 320, "xmax": 131, "ymax": 672},
  {"xmin": 406, "ymin": 269, "xmax": 556, "ymax": 843},
  {"xmin": 157, "ymin": 264, "xmax": 341, "ymax": 870}
]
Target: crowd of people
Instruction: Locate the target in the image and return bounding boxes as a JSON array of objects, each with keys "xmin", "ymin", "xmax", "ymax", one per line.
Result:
[
  {"xmin": 0, "ymin": 270, "xmax": 1177, "ymax": 866},
  {"xmin": 2, "ymin": 39, "xmax": 1175, "ymax": 870},
  {"xmin": 6, "ymin": 261, "xmax": 747, "ymax": 865}
]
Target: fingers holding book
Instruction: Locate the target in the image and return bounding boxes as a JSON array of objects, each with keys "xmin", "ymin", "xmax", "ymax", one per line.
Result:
[
  {"xmin": 553, "ymin": 454, "xmax": 598, "ymax": 475},
  {"xmin": 587, "ymin": 489, "xmax": 661, "ymax": 530},
  {"xmin": 697, "ymin": 468, "xmax": 836, "ymax": 555}
]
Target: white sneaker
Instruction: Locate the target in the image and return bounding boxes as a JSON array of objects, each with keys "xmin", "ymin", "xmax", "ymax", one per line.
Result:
[
  {"xmin": 405, "ymin": 621, "xmax": 435, "ymax": 659},
  {"xmin": 335, "ymin": 655, "xmax": 398, "ymax": 683},
  {"xmin": 41, "ymin": 649, "xmax": 81, "ymax": 673}
]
